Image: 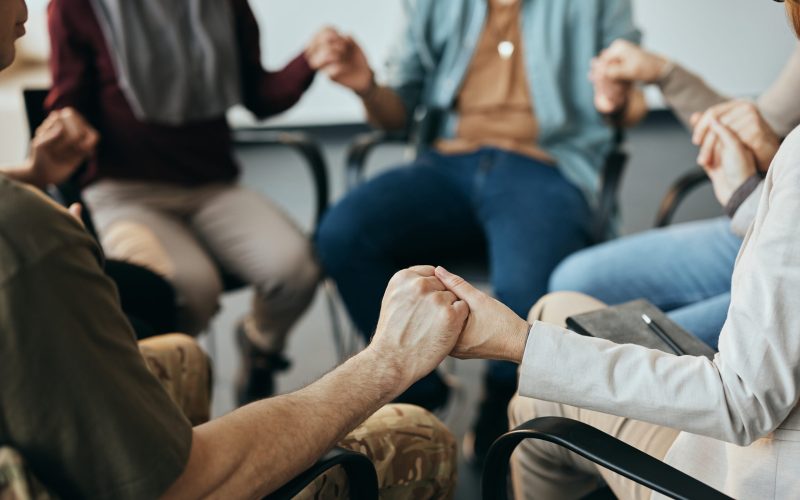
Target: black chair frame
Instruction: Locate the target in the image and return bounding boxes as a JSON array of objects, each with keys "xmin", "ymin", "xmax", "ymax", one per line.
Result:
[{"xmin": 482, "ymin": 417, "xmax": 732, "ymax": 500}]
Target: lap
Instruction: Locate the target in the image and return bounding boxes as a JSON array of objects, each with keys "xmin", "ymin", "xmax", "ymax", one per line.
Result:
[{"xmin": 550, "ymin": 217, "xmax": 742, "ymax": 310}]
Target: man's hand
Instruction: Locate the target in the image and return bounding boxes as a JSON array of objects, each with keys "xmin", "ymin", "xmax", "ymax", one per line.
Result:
[
  {"xmin": 26, "ymin": 108, "xmax": 98, "ymax": 188},
  {"xmin": 368, "ymin": 266, "xmax": 469, "ymax": 396},
  {"xmin": 434, "ymin": 267, "xmax": 530, "ymax": 364},
  {"xmin": 698, "ymin": 119, "xmax": 758, "ymax": 207},
  {"xmin": 691, "ymin": 100, "xmax": 779, "ymax": 173}
]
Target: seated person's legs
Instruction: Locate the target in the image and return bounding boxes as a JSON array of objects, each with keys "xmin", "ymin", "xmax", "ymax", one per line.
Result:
[
  {"xmin": 296, "ymin": 404, "xmax": 457, "ymax": 500},
  {"xmin": 549, "ymin": 216, "xmax": 742, "ymax": 347},
  {"xmin": 316, "ymin": 152, "xmax": 484, "ymax": 409},
  {"xmin": 508, "ymin": 292, "xmax": 680, "ymax": 500}
]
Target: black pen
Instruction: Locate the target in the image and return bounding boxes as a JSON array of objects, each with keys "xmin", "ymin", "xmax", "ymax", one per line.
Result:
[{"xmin": 642, "ymin": 314, "xmax": 683, "ymax": 356}]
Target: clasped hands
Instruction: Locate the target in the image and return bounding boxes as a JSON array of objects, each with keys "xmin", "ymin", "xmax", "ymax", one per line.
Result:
[{"xmin": 368, "ymin": 265, "xmax": 531, "ymax": 397}]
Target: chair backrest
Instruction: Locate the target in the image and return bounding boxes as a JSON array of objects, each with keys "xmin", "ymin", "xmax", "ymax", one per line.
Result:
[{"xmin": 22, "ymin": 88, "xmax": 99, "ymax": 240}]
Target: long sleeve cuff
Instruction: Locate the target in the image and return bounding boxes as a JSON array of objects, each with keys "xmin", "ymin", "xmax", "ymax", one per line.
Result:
[{"xmin": 730, "ymin": 180, "xmax": 765, "ymax": 237}]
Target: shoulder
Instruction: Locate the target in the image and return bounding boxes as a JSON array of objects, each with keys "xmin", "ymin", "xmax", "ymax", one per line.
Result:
[{"xmin": 0, "ymin": 177, "xmax": 99, "ymax": 285}]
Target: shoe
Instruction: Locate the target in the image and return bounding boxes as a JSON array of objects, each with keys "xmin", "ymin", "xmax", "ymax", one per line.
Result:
[
  {"xmin": 393, "ymin": 370, "xmax": 452, "ymax": 412},
  {"xmin": 235, "ymin": 322, "xmax": 291, "ymax": 406},
  {"xmin": 463, "ymin": 377, "xmax": 517, "ymax": 468}
]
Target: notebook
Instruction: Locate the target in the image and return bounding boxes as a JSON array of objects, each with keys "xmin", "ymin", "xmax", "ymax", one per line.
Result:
[{"xmin": 565, "ymin": 299, "xmax": 716, "ymax": 359}]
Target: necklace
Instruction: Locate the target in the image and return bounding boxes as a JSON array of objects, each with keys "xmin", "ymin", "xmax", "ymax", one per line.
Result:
[{"xmin": 489, "ymin": 0, "xmax": 520, "ymax": 60}]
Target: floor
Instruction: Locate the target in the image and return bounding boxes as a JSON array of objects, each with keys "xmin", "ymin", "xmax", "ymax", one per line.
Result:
[{"xmin": 197, "ymin": 115, "xmax": 719, "ymax": 500}]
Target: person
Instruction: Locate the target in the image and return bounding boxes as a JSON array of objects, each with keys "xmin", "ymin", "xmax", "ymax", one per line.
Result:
[
  {"xmin": 2, "ymin": 3, "xmax": 460, "ymax": 499},
  {"xmin": 314, "ymin": 0, "xmax": 645, "ymax": 460},
  {"xmin": 424, "ymin": 3, "xmax": 800, "ymax": 496},
  {"xmin": 550, "ymin": 35, "xmax": 800, "ymax": 349},
  {"xmin": 45, "ymin": 0, "xmax": 336, "ymax": 404}
]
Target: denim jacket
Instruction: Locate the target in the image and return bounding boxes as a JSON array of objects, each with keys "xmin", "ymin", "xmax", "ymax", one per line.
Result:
[{"xmin": 383, "ymin": 0, "xmax": 641, "ymax": 205}]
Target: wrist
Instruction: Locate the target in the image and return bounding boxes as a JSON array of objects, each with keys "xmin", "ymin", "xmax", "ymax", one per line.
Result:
[
  {"xmin": 359, "ymin": 344, "xmax": 408, "ymax": 402},
  {"xmin": 502, "ymin": 319, "xmax": 531, "ymax": 364},
  {"xmin": 20, "ymin": 158, "xmax": 45, "ymax": 187},
  {"xmin": 354, "ymin": 70, "xmax": 377, "ymax": 99}
]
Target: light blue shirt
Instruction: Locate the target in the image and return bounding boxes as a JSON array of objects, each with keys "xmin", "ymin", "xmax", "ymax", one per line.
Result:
[{"xmin": 383, "ymin": 0, "xmax": 641, "ymax": 205}]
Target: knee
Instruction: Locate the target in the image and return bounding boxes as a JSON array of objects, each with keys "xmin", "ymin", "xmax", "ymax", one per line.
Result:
[
  {"xmin": 259, "ymin": 238, "xmax": 321, "ymax": 305},
  {"xmin": 527, "ymin": 291, "xmax": 606, "ymax": 325},
  {"xmin": 173, "ymin": 270, "xmax": 223, "ymax": 336},
  {"xmin": 341, "ymin": 404, "xmax": 457, "ymax": 495},
  {"xmin": 548, "ymin": 250, "xmax": 601, "ymax": 294},
  {"xmin": 315, "ymin": 199, "xmax": 368, "ymax": 277}
]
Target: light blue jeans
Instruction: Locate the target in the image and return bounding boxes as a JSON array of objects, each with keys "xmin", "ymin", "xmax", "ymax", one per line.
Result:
[{"xmin": 549, "ymin": 217, "xmax": 743, "ymax": 350}]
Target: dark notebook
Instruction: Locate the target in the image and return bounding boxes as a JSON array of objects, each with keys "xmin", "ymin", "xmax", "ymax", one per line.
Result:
[{"xmin": 566, "ymin": 299, "xmax": 716, "ymax": 359}]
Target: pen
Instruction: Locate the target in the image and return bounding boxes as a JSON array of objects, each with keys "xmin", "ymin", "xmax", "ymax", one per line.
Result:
[{"xmin": 642, "ymin": 314, "xmax": 683, "ymax": 356}]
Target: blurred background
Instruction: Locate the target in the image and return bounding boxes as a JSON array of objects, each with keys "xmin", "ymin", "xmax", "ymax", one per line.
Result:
[{"xmin": 2, "ymin": 1, "xmax": 794, "ymax": 498}]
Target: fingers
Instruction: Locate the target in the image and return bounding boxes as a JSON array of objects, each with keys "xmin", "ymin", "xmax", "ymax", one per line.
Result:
[
  {"xmin": 435, "ymin": 266, "xmax": 482, "ymax": 303},
  {"xmin": 708, "ymin": 117, "xmax": 743, "ymax": 148},
  {"xmin": 692, "ymin": 101, "xmax": 736, "ymax": 146},
  {"xmin": 407, "ymin": 265, "xmax": 436, "ymax": 277},
  {"xmin": 68, "ymin": 203, "xmax": 83, "ymax": 222},
  {"xmin": 696, "ymin": 133, "xmax": 718, "ymax": 169}
]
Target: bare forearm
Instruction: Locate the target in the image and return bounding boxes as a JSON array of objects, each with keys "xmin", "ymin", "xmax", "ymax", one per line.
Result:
[
  {"xmin": 361, "ymin": 85, "xmax": 408, "ymax": 131},
  {"xmin": 0, "ymin": 161, "xmax": 41, "ymax": 188},
  {"xmin": 162, "ymin": 348, "xmax": 402, "ymax": 500}
]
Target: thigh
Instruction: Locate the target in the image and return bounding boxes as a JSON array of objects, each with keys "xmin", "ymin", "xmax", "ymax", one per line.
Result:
[
  {"xmin": 189, "ymin": 185, "xmax": 318, "ymax": 287},
  {"xmin": 668, "ymin": 293, "xmax": 731, "ymax": 349},
  {"xmin": 89, "ymin": 203, "xmax": 223, "ymax": 335},
  {"xmin": 479, "ymin": 154, "xmax": 594, "ymax": 317},
  {"xmin": 336, "ymin": 404, "xmax": 457, "ymax": 499},
  {"xmin": 549, "ymin": 217, "xmax": 742, "ymax": 311},
  {"xmin": 509, "ymin": 396, "xmax": 680, "ymax": 500}
]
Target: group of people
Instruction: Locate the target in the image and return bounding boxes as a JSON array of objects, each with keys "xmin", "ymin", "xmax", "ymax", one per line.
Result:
[{"xmin": 2, "ymin": 0, "xmax": 800, "ymax": 498}]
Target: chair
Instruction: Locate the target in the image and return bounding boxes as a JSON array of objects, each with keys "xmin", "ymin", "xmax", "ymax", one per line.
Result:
[
  {"xmin": 482, "ymin": 417, "xmax": 732, "ymax": 500},
  {"xmin": 654, "ymin": 168, "xmax": 710, "ymax": 228}
]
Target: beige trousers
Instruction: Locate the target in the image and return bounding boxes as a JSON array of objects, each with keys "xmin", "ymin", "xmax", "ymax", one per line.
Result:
[
  {"xmin": 84, "ymin": 180, "xmax": 320, "ymax": 351},
  {"xmin": 510, "ymin": 292, "xmax": 681, "ymax": 500}
]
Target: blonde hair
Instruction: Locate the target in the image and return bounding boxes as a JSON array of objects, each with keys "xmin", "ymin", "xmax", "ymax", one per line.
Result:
[{"xmin": 789, "ymin": 0, "xmax": 800, "ymax": 37}]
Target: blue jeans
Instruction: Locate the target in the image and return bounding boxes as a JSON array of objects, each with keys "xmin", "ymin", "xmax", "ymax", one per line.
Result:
[
  {"xmin": 549, "ymin": 217, "xmax": 743, "ymax": 349},
  {"xmin": 317, "ymin": 148, "xmax": 593, "ymax": 386}
]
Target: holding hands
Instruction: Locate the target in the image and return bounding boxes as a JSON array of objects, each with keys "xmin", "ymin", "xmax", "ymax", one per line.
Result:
[
  {"xmin": 26, "ymin": 107, "xmax": 99, "ymax": 188},
  {"xmin": 305, "ymin": 27, "xmax": 374, "ymax": 95},
  {"xmin": 371, "ymin": 265, "xmax": 531, "ymax": 392},
  {"xmin": 590, "ymin": 40, "xmax": 667, "ymax": 115}
]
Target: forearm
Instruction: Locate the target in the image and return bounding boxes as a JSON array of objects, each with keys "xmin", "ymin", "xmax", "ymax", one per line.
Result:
[
  {"xmin": 619, "ymin": 88, "xmax": 647, "ymax": 127},
  {"xmin": 361, "ymin": 84, "xmax": 408, "ymax": 131},
  {"xmin": 162, "ymin": 348, "xmax": 402, "ymax": 500},
  {"xmin": 0, "ymin": 161, "xmax": 43, "ymax": 189}
]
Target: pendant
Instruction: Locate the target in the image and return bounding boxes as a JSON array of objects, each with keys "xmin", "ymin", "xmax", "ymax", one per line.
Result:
[{"xmin": 498, "ymin": 40, "xmax": 515, "ymax": 60}]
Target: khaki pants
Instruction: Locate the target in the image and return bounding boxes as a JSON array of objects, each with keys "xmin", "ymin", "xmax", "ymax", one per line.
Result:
[
  {"xmin": 510, "ymin": 292, "xmax": 681, "ymax": 500},
  {"xmin": 84, "ymin": 180, "xmax": 320, "ymax": 351}
]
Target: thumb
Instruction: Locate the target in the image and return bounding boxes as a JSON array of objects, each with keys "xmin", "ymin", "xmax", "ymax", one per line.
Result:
[
  {"xmin": 435, "ymin": 266, "xmax": 481, "ymax": 303},
  {"xmin": 68, "ymin": 203, "xmax": 83, "ymax": 223}
]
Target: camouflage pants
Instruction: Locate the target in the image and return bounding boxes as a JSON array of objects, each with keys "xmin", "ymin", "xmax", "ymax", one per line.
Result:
[
  {"xmin": 294, "ymin": 404, "xmax": 457, "ymax": 500},
  {"xmin": 0, "ymin": 334, "xmax": 211, "ymax": 500}
]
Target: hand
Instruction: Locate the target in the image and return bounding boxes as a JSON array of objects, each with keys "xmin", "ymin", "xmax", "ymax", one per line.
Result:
[
  {"xmin": 313, "ymin": 32, "xmax": 374, "ymax": 96},
  {"xmin": 699, "ymin": 119, "xmax": 757, "ymax": 207},
  {"xmin": 26, "ymin": 108, "xmax": 98, "ymax": 188},
  {"xmin": 590, "ymin": 64, "xmax": 633, "ymax": 115},
  {"xmin": 591, "ymin": 39, "xmax": 670, "ymax": 85},
  {"xmin": 305, "ymin": 27, "xmax": 347, "ymax": 70},
  {"xmin": 691, "ymin": 100, "xmax": 779, "ymax": 173},
  {"xmin": 368, "ymin": 266, "xmax": 469, "ymax": 395},
  {"xmin": 434, "ymin": 267, "xmax": 530, "ymax": 363}
]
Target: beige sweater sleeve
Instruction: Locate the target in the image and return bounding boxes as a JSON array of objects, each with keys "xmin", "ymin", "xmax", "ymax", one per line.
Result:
[
  {"xmin": 657, "ymin": 64, "xmax": 728, "ymax": 128},
  {"xmin": 757, "ymin": 43, "xmax": 800, "ymax": 137},
  {"xmin": 659, "ymin": 43, "xmax": 800, "ymax": 135}
]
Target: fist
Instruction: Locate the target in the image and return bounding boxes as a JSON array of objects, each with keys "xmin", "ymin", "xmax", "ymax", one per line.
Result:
[
  {"xmin": 370, "ymin": 266, "xmax": 469, "ymax": 394},
  {"xmin": 28, "ymin": 108, "xmax": 98, "ymax": 187},
  {"xmin": 592, "ymin": 39, "xmax": 670, "ymax": 84}
]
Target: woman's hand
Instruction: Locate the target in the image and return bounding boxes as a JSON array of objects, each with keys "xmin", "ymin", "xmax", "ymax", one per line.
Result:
[
  {"xmin": 591, "ymin": 39, "xmax": 670, "ymax": 85},
  {"xmin": 698, "ymin": 119, "xmax": 758, "ymax": 207},
  {"xmin": 307, "ymin": 27, "xmax": 374, "ymax": 96},
  {"xmin": 434, "ymin": 267, "xmax": 530, "ymax": 363},
  {"xmin": 691, "ymin": 100, "xmax": 780, "ymax": 173},
  {"xmin": 26, "ymin": 108, "xmax": 98, "ymax": 188}
]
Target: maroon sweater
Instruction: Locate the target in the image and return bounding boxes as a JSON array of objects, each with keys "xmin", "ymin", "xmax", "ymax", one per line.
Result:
[{"xmin": 46, "ymin": 0, "xmax": 316, "ymax": 186}]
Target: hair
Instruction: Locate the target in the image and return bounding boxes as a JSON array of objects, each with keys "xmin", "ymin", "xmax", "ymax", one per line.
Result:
[{"xmin": 789, "ymin": 0, "xmax": 800, "ymax": 38}]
